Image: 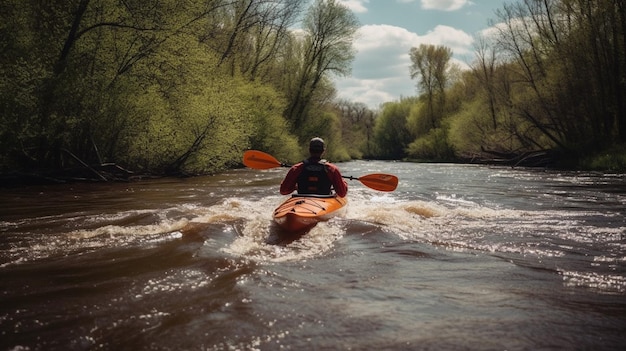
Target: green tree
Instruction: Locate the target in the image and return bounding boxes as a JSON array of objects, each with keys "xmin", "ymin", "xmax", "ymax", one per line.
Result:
[
  {"xmin": 240, "ymin": 81, "xmax": 300, "ymax": 162},
  {"xmin": 373, "ymin": 99, "xmax": 414, "ymax": 159},
  {"xmin": 409, "ymin": 44, "xmax": 453, "ymax": 129},
  {"xmin": 406, "ymin": 44, "xmax": 455, "ymax": 160},
  {"xmin": 0, "ymin": 0, "xmax": 302, "ymax": 176}
]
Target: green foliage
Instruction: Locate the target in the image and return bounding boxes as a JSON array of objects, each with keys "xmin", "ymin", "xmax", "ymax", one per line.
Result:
[
  {"xmin": 406, "ymin": 99, "xmax": 430, "ymax": 138},
  {"xmin": 118, "ymin": 69, "xmax": 258, "ymax": 174},
  {"xmin": 409, "ymin": 44, "xmax": 453, "ymax": 96},
  {"xmin": 581, "ymin": 145, "xmax": 626, "ymax": 172},
  {"xmin": 409, "ymin": 44, "xmax": 453, "ymax": 130},
  {"xmin": 406, "ymin": 128, "xmax": 454, "ymax": 161},
  {"xmin": 0, "ymin": 1, "xmax": 61, "ymax": 169},
  {"xmin": 373, "ymin": 100, "xmax": 413, "ymax": 159},
  {"xmin": 0, "ymin": 0, "xmax": 337, "ymax": 176},
  {"xmin": 447, "ymin": 100, "xmax": 488, "ymax": 156},
  {"xmin": 296, "ymin": 109, "xmax": 351, "ymax": 162},
  {"xmin": 238, "ymin": 81, "xmax": 301, "ymax": 162},
  {"xmin": 333, "ymin": 100, "xmax": 375, "ymax": 159},
  {"xmin": 447, "ymin": 88, "xmax": 526, "ymax": 157}
]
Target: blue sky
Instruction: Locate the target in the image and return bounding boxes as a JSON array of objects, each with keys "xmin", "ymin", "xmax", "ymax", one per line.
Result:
[{"xmin": 333, "ymin": 0, "xmax": 506, "ymax": 109}]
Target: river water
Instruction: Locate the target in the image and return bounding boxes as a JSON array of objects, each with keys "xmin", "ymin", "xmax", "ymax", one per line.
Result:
[{"xmin": 1, "ymin": 161, "xmax": 625, "ymax": 350}]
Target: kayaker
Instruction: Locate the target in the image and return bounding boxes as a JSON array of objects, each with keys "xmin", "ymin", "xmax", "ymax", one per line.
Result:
[{"xmin": 280, "ymin": 137, "xmax": 348, "ymax": 198}]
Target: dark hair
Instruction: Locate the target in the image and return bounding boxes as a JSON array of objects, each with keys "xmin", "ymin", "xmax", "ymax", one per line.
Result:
[{"xmin": 309, "ymin": 137, "xmax": 325, "ymax": 153}]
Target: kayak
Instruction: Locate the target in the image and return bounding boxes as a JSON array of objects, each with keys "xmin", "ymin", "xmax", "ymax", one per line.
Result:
[
  {"xmin": 243, "ymin": 150, "xmax": 397, "ymax": 234},
  {"xmin": 273, "ymin": 195, "xmax": 347, "ymax": 232}
]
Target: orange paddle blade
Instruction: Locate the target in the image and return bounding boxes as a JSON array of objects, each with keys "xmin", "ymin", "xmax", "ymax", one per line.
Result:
[
  {"xmin": 356, "ymin": 173, "xmax": 399, "ymax": 192},
  {"xmin": 243, "ymin": 150, "xmax": 284, "ymax": 169}
]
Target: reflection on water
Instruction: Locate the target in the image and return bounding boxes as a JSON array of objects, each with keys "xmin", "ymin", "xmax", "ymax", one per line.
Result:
[{"xmin": 0, "ymin": 162, "xmax": 625, "ymax": 350}]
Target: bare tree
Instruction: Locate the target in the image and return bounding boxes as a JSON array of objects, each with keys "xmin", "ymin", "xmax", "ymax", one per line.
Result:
[
  {"xmin": 472, "ymin": 35, "xmax": 499, "ymax": 130},
  {"xmin": 285, "ymin": 0, "xmax": 359, "ymax": 131},
  {"xmin": 492, "ymin": 0, "xmax": 626, "ymax": 151}
]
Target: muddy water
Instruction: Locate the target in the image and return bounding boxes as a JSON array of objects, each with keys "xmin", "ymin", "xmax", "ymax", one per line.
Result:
[{"xmin": 1, "ymin": 161, "xmax": 625, "ymax": 350}]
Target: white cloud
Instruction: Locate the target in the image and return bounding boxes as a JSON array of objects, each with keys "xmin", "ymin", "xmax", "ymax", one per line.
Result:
[
  {"xmin": 336, "ymin": 77, "xmax": 403, "ymax": 106},
  {"xmin": 420, "ymin": 0, "xmax": 470, "ymax": 11},
  {"xmin": 422, "ymin": 25, "xmax": 474, "ymax": 55},
  {"xmin": 335, "ymin": 24, "xmax": 474, "ymax": 109},
  {"xmin": 337, "ymin": 0, "xmax": 369, "ymax": 13},
  {"xmin": 354, "ymin": 24, "xmax": 419, "ymax": 52}
]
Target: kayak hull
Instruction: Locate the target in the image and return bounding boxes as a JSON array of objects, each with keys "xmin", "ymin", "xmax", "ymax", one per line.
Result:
[{"xmin": 273, "ymin": 195, "xmax": 347, "ymax": 232}]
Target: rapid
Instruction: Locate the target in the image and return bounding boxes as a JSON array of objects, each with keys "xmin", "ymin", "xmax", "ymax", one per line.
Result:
[{"xmin": 1, "ymin": 161, "xmax": 625, "ymax": 350}]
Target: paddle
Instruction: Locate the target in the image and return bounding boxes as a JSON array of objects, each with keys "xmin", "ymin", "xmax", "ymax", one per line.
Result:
[
  {"xmin": 243, "ymin": 150, "xmax": 289, "ymax": 169},
  {"xmin": 342, "ymin": 174, "xmax": 398, "ymax": 192},
  {"xmin": 243, "ymin": 150, "xmax": 398, "ymax": 192}
]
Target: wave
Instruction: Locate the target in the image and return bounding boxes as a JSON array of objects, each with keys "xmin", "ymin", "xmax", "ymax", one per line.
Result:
[{"xmin": 2, "ymin": 191, "xmax": 624, "ymax": 294}]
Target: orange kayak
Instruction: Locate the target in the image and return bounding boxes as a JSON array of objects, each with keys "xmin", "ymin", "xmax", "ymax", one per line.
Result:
[{"xmin": 273, "ymin": 195, "xmax": 347, "ymax": 232}]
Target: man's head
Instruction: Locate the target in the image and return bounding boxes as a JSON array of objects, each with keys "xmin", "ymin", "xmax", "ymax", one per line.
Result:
[{"xmin": 309, "ymin": 137, "xmax": 325, "ymax": 155}]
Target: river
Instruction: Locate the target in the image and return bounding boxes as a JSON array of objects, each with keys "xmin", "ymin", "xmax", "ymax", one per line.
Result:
[{"xmin": 1, "ymin": 161, "xmax": 625, "ymax": 350}]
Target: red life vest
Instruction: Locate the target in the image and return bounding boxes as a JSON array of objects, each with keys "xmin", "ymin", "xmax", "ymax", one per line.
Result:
[{"xmin": 297, "ymin": 159, "xmax": 332, "ymax": 195}]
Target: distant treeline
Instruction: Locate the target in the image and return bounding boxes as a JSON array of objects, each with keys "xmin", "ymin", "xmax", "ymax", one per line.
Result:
[{"xmin": 1, "ymin": 0, "xmax": 625, "ymax": 185}]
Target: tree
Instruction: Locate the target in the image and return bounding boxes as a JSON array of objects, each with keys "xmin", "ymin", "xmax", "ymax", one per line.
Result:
[
  {"xmin": 284, "ymin": 0, "xmax": 359, "ymax": 133},
  {"xmin": 409, "ymin": 44, "xmax": 452, "ymax": 129},
  {"xmin": 333, "ymin": 100, "xmax": 376, "ymax": 158},
  {"xmin": 472, "ymin": 36, "xmax": 499, "ymax": 130},
  {"xmin": 492, "ymin": 0, "xmax": 626, "ymax": 153},
  {"xmin": 211, "ymin": 0, "xmax": 304, "ymax": 80},
  {"xmin": 373, "ymin": 99, "xmax": 415, "ymax": 159},
  {"xmin": 0, "ymin": 0, "xmax": 302, "ymax": 176}
]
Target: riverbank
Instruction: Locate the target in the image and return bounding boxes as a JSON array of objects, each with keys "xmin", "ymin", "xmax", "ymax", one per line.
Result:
[
  {"xmin": 3, "ymin": 146, "xmax": 625, "ymax": 188},
  {"xmin": 0, "ymin": 163, "xmax": 151, "ymax": 187}
]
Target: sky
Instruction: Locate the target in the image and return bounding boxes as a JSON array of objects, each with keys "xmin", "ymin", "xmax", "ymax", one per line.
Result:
[{"xmin": 333, "ymin": 0, "xmax": 506, "ymax": 109}]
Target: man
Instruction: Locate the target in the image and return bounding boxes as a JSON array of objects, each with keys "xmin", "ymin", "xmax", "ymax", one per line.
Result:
[{"xmin": 280, "ymin": 137, "xmax": 348, "ymax": 197}]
